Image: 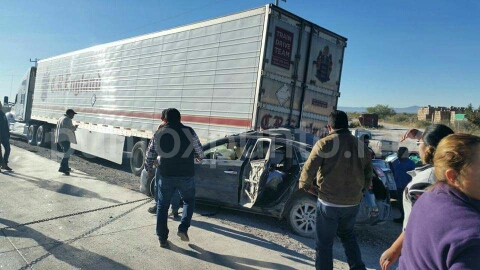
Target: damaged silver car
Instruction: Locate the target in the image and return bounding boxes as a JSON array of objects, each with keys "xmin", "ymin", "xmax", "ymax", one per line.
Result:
[
  {"xmin": 192, "ymin": 129, "xmax": 391, "ymax": 238},
  {"xmin": 141, "ymin": 129, "xmax": 391, "ymax": 238}
]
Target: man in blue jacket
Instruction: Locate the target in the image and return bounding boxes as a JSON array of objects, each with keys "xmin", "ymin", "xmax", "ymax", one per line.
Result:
[{"xmin": 391, "ymin": 147, "xmax": 416, "ymax": 223}]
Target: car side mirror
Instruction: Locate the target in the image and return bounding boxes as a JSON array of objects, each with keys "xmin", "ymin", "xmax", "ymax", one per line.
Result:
[{"xmin": 3, "ymin": 96, "xmax": 8, "ymax": 104}]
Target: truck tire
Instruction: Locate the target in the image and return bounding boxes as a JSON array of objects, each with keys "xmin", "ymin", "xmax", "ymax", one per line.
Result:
[
  {"xmin": 287, "ymin": 195, "xmax": 317, "ymax": 238},
  {"xmin": 130, "ymin": 141, "xmax": 147, "ymax": 176},
  {"xmin": 27, "ymin": 125, "xmax": 38, "ymax": 145},
  {"xmin": 36, "ymin": 125, "xmax": 46, "ymax": 147}
]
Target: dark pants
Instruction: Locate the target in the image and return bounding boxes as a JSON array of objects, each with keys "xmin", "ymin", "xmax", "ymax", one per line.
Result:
[
  {"xmin": 154, "ymin": 173, "xmax": 181, "ymax": 213},
  {"xmin": 315, "ymin": 200, "xmax": 365, "ymax": 270},
  {"xmin": 59, "ymin": 141, "xmax": 73, "ymax": 170},
  {"xmin": 1, "ymin": 138, "xmax": 10, "ymax": 165},
  {"xmin": 156, "ymin": 172, "xmax": 195, "ymax": 242},
  {"xmin": 396, "ymin": 189, "xmax": 405, "ymax": 219}
]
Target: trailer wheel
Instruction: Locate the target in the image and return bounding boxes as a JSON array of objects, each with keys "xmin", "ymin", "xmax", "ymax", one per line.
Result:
[
  {"xmin": 27, "ymin": 125, "xmax": 38, "ymax": 145},
  {"xmin": 130, "ymin": 141, "xmax": 147, "ymax": 176},
  {"xmin": 36, "ymin": 125, "xmax": 46, "ymax": 147}
]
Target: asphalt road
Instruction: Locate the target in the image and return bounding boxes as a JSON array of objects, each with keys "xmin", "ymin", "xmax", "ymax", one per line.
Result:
[
  {"xmin": 3, "ymin": 129, "xmax": 411, "ymax": 269},
  {"xmin": 1, "ymin": 145, "xmax": 317, "ymax": 269}
]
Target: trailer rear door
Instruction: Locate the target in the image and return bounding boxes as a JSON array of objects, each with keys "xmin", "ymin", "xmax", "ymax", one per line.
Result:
[{"xmin": 255, "ymin": 6, "xmax": 346, "ymax": 136}]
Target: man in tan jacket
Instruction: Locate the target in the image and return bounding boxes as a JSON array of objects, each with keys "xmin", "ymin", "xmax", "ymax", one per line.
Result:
[
  {"xmin": 299, "ymin": 110, "xmax": 372, "ymax": 270},
  {"xmin": 56, "ymin": 109, "xmax": 78, "ymax": 175}
]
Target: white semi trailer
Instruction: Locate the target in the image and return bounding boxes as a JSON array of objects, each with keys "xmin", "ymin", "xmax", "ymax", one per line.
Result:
[{"xmin": 7, "ymin": 4, "xmax": 347, "ymax": 175}]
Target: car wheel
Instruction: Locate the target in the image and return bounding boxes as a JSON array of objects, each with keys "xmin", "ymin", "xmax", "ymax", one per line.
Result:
[
  {"xmin": 130, "ymin": 141, "xmax": 147, "ymax": 176},
  {"xmin": 36, "ymin": 125, "xmax": 46, "ymax": 147},
  {"xmin": 288, "ymin": 196, "xmax": 317, "ymax": 238},
  {"xmin": 27, "ymin": 125, "xmax": 38, "ymax": 145}
]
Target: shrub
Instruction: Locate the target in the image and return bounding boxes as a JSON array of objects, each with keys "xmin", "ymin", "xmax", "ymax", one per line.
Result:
[
  {"xmin": 349, "ymin": 121, "xmax": 361, "ymax": 128},
  {"xmin": 366, "ymin": 104, "xmax": 396, "ymax": 118}
]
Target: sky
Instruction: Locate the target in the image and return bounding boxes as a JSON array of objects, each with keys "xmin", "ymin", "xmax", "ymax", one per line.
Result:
[{"xmin": 0, "ymin": 0, "xmax": 479, "ymax": 108}]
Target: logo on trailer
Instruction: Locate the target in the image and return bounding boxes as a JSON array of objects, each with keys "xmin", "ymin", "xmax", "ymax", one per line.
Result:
[
  {"xmin": 45, "ymin": 72, "xmax": 102, "ymax": 96},
  {"xmin": 315, "ymin": 46, "xmax": 333, "ymax": 83},
  {"xmin": 312, "ymin": 99, "xmax": 328, "ymax": 108},
  {"xmin": 260, "ymin": 113, "xmax": 296, "ymax": 129},
  {"xmin": 40, "ymin": 69, "xmax": 50, "ymax": 102},
  {"xmin": 271, "ymin": 27, "xmax": 294, "ymax": 70}
]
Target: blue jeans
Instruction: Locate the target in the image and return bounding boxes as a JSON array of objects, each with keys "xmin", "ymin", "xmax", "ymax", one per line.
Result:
[
  {"xmin": 154, "ymin": 174, "xmax": 181, "ymax": 213},
  {"xmin": 315, "ymin": 200, "xmax": 365, "ymax": 270},
  {"xmin": 59, "ymin": 141, "xmax": 74, "ymax": 170},
  {"xmin": 156, "ymin": 173, "xmax": 195, "ymax": 242}
]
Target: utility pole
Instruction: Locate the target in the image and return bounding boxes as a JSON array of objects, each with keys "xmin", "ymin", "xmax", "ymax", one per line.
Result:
[
  {"xmin": 9, "ymin": 74, "xmax": 14, "ymax": 103},
  {"xmin": 30, "ymin": 58, "xmax": 39, "ymax": 68}
]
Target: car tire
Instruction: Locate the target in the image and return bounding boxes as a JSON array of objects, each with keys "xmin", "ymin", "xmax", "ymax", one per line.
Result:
[
  {"xmin": 130, "ymin": 141, "xmax": 147, "ymax": 176},
  {"xmin": 36, "ymin": 125, "xmax": 46, "ymax": 147},
  {"xmin": 27, "ymin": 124, "xmax": 38, "ymax": 145},
  {"xmin": 288, "ymin": 195, "xmax": 317, "ymax": 238}
]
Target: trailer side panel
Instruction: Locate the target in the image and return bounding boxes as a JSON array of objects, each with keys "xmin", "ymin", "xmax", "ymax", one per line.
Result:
[{"xmin": 31, "ymin": 7, "xmax": 268, "ymax": 145}]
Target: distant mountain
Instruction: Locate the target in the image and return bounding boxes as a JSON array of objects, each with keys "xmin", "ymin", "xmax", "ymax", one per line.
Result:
[
  {"xmin": 338, "ymin": 106, "xmax": 420, "ymax": 114},
  {"xmin": 394, "ymin": 106, "xmax": 421, "ymax": 114},
  {"xmin": 338, "ymin": 106, "xmax": 367, "ymax": 113}
]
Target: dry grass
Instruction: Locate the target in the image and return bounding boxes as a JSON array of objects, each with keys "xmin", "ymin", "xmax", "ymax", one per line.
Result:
[{"xmin": 347, "ymin": 112, "xmax": 480, "ymax": 135}]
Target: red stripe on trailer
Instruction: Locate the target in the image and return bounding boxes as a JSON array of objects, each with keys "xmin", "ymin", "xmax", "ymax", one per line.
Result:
[{"xmin": 31, "ymin": 105, "xmax": 251, "ymax": 128}]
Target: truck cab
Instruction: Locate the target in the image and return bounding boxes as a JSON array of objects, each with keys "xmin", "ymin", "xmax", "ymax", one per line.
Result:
[{"xmin": 6, "ymin": 67, "xmax": 36, "ymax": 136}]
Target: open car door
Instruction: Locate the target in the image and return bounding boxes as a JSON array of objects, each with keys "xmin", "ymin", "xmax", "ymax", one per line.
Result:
[
  {"xmin": 240, "ymin": 138, "xmax": 272, "ymax": 208},
  {"xmin": 194, "ymin": 137, "xmax": 246, "ymax": 205}
]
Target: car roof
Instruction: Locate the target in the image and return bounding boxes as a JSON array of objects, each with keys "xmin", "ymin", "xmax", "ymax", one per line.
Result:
[
  {"xmin": 237, "ymin": 130, "xmax": 314, "ymax": 148},
  {"xmin": 206, "ymin": 130, "xmax": 313, "ymax": 149}
]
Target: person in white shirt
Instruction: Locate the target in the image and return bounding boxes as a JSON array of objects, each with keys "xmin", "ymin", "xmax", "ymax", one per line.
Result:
[{"xmin": 55, "ymin": 109, "xmax": 78, "ymax": 175}]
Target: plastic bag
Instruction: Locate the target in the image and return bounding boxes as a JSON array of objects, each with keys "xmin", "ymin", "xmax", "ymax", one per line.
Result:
[
  {"xmin": 265, "ymin": 170, "xmax": 285, "ymax": 191},
  {"xmin": 139, "ymin": 169, "xmax": 151, "ymax": 195}
]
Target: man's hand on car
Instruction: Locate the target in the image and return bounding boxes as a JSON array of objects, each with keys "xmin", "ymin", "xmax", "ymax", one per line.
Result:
[{"xmin": 301, "ymin": 184, "xmax": 318, "ymax": 196}]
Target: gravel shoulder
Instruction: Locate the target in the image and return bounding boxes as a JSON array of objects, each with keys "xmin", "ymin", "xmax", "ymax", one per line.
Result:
[{"xmin": 9, "ymin": 134, "xmax": 404, "ymax": 269}]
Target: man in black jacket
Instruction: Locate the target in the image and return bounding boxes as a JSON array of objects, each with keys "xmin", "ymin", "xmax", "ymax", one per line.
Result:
[
  {"xmin": 154, "ymin": 108, "xmax": 204, "ymax": 248},
  {"xmin": 0, "ymin": 102, "xmax": 12, "ymax": 171}
]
